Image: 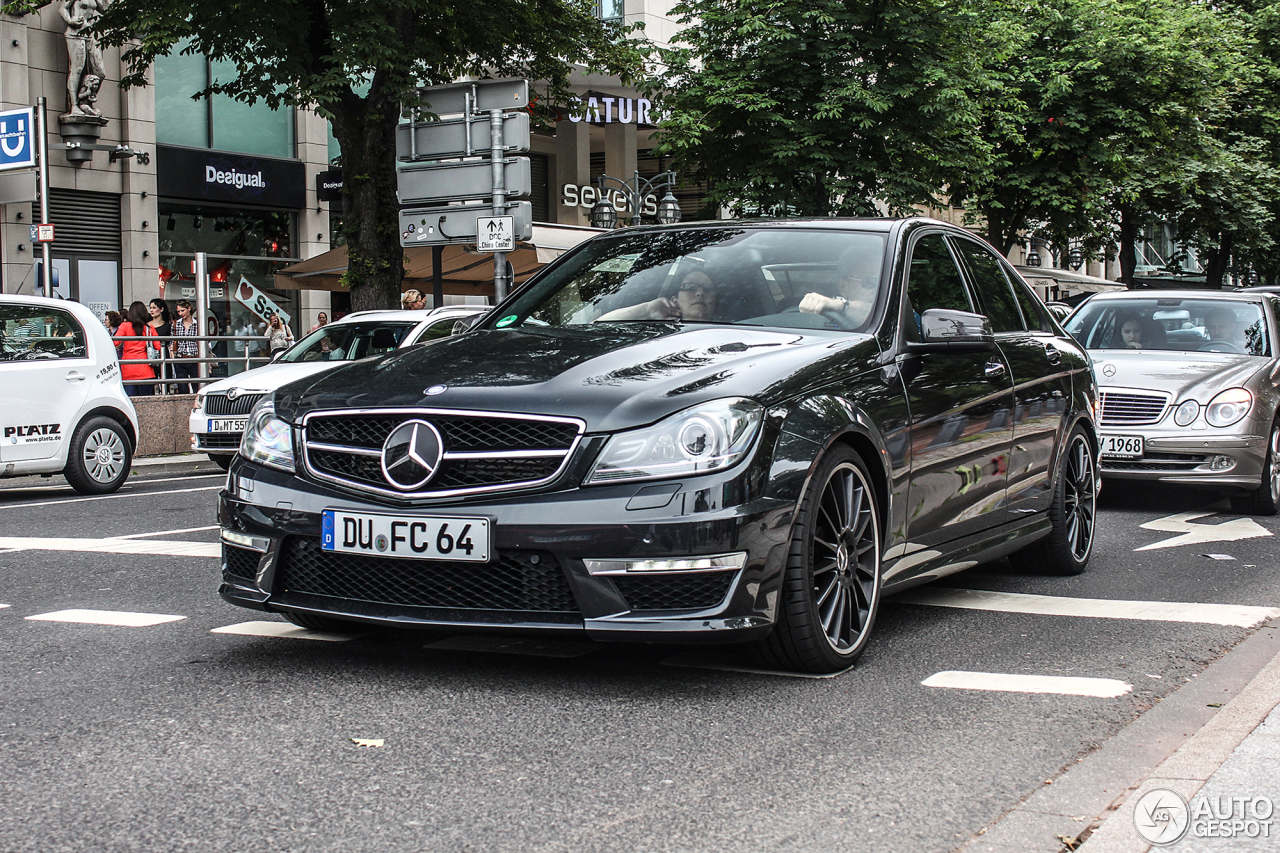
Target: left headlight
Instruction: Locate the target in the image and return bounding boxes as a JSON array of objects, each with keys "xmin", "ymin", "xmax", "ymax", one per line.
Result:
[
  {"xmin": 585, "ymin": 398, "xmax": 763, "ymax": 485},
  {"xmin": 239, "ymin": 398, "xmax": 295, "ymax": 472},
  {"xmin": 1205, "ymin": 388, "xmax": 1252, "ymax": 428},
  {"xmin": 193, "ymin": 391, "xmax": 206, "ymax": 415}
]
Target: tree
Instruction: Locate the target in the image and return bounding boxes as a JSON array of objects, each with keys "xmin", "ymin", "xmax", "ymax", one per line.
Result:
[
  {"xmin": 3, "ymin": 0, "xmax": 643, "ymax": 310},
  {"xmin": 651, "ymin": 0, "xmax": 1011, "ymax": 218}
]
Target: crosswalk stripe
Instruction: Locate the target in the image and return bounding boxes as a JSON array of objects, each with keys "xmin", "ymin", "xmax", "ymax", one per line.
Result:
[
  {"xmin": 211, "ymin": 621, "xmax": 357, "ymax": 641},
  {"xmin": 922, "ymin": 670, "xmax": 1133, "ymax": 697},
  {"xmin": 0, "ymin": 485, "xmax": 221, "ymax": 511},
  {"xmin": 26, "ymin": 609, "xmax": 186, "ymax": 627},
  {"xmin": 895, "ymin": 587, "xmax": 1280, "ymax": 628},
  {"xmin": 0, "ymin": 536, "xmax": 219, "ymax": 558}
]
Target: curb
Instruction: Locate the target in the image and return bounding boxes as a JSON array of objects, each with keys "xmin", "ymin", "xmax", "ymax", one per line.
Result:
[{"xmin": 132, "ymin": 453, "xmax": 225, "ymax": 475}]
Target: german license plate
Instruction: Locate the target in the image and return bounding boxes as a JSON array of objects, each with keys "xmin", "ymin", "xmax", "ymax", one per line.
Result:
[
  {"xmin": 208, "ymin": 418, "xmax": 248, "ymax": 433},
  {"xmin": 321, "ymin": 509, "xmax": 490, "ymax": 562},
  {"xmin": 1100, "ymin": 434, "xmax": 1144, "ymax": 458}
]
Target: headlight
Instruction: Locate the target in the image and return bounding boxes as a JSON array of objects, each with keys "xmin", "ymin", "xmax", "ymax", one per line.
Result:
[
  {"xmin": 585, "ymin": 398, "xmax": 763, "ymax": 485},
  {"xmin": 193, "ymin": 391, "xmax": 206, "ymax": 414},
  {"xmin": 239, "ymin": 398, "xmax": 295, "ymax": 472},
  {"xmin": 1173, "ymin": 400, "xmax": 1199, "ymax": 426},
  {"xmin": 1205, "ymin": 388, "xmax": 1252, "ymax": 428}
]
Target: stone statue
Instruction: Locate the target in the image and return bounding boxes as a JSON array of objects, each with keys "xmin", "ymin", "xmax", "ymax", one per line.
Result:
[{"xmin": 60, "ymin": 0, "xmax": 110, "ymax": 118}]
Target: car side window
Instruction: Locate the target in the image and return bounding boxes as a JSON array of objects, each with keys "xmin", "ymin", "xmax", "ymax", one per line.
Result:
[
  {"xmin": 1002, "ymin": 262, "xmax": 1055, "ymax": 333},
  {"xmin": 952, "ymin": 239, "xmax": 1025, "ymax": 333},
  {"xmin": 0, "ymin": 304, "xmax": 86, "ymax": 362},
  {"xmin": 414, "ymin": 318, "xmax": 456, "ymax": 344}
]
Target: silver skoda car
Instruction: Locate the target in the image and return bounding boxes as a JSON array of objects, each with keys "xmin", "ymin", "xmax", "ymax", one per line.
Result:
[{"xmin": 1065, "ymin": 290, "xmax": 1280, "ymax": 513}]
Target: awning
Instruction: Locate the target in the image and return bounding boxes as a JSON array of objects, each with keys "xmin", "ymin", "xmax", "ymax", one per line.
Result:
[
  {"xmin": 274, "ymin": 223, "xmax": 604, "ymax": 294},
  {"xmin": 1014, "ymin": 266, "xmax": 1127, "ymax": 294}
]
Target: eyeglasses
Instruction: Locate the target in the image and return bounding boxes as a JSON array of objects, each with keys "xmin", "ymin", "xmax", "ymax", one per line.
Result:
[{"xmin": 678, "ymin": 284, "xmax": 717, "ymax": 296}]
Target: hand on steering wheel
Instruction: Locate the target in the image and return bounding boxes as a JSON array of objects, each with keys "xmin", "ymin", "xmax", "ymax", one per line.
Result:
[{"xmin": 1199, "ymin": 340, "xmax": 1245, "ymax": 353}]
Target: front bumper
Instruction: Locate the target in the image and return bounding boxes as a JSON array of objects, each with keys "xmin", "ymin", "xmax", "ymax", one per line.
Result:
[
  {"xmin": 217, "ymin": 456, "xmax": 794, "ymax": 643},
  {"xmin": 1099, "ymin": 427, "xmax": 1267, "ymax": 490},
  {"xmin": 190, "ymin": 412, "xmax": 246, "ymax": 454}
]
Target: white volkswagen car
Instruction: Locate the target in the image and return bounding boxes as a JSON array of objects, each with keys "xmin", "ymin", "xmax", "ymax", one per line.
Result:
[
  {"xmin": 191, "ymin": 306, "xmax": 487, "ymax": 469},
  {"xmin": 0, "ymin": 294, "xmax": 139, "ymax": 494}
]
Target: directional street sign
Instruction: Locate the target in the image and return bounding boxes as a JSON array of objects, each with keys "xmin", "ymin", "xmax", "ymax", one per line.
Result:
[
  {"xmin": 412, "ymin": 79, "xmax": 529, "ymax": 117},
  {"xmin": 399, "ymin": 203, "xmax": 532, "ymax": 247},
  {"xmin": 397, "ymin": 158, "xmax": 531, "ymax": 204},
  {"xmin": 476, "ymin": 216, "xmax": 515, "ymax": 253},
  {"xmin": 397, "ymin": 112, "xmax": 530, "ymax": 162},
  {"xmin": 0, "ymin": 107, "xmax": 36, "ymax": 171}
]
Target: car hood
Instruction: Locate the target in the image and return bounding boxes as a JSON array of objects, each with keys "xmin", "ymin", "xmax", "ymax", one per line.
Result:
[
  {"xmin": 200, "ymin": 360, "xmax": 343, "ymax": 396},
  {"xmin": 1090, "ymin": 349, "xmax": 1269, "ymax": 401},
  {"xmin": 275, "ymin": 325, "xmax": 877, "ymax": 432}
]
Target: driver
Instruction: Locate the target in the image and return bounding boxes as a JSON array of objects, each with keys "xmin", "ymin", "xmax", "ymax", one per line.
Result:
[
  {"xmin": 1205, "ymin": 308, "xmax": 1243, "ymax": 347},
  {"xmin": 799, "ymin": 245, "xmax": 883, "ymax": 326}
]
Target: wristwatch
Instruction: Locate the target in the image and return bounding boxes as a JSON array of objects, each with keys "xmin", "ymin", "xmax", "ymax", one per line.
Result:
[{"xmin": 836, "ymin": 296, "xmax": 849, "ymax": 314}]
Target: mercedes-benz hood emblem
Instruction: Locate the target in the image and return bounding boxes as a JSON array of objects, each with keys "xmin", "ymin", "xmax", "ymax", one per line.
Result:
[{"xmin": 380, "ymin": 420, "xmax": 444, "ymax": 490}]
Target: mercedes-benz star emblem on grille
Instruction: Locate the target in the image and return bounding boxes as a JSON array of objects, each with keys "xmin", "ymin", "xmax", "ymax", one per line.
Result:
[
  {"xmin": 380, "ymin": 420, "xmax": 445, "ymax": 490},
  {"xmin": 425, "ymin": 384, "xmax": 447, "ymax": 396}
]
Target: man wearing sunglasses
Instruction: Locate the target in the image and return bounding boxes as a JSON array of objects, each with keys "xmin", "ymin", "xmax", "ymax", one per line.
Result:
[{"xmin": 799, "ymin": 246, "xmax": 883, "ymax": 327}]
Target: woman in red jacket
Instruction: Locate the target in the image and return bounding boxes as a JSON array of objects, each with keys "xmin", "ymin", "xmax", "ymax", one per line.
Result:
[{"xmin": 114, "ymin": 301, "xmax": 156, "ymax": 397}]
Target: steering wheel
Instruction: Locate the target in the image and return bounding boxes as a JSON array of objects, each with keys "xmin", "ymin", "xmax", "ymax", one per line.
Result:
[
  {"xmin": 1198, "ymin": 340, "xmax": 1245, "ymax": 353},
  {"xmin": 780, "ymin": 305, "xmax": 857, "ymax": 330}
]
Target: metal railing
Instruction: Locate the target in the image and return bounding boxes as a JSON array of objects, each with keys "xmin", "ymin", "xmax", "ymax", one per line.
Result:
[{"xmin": 118, "ymin": 333, "xmax": 274, "ymax": 393}]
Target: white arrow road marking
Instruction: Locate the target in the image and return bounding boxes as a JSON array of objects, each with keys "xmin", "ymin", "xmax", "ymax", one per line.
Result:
[
  {"xmin": 0, "ymin": 536, "xmax": 219, "ymax": 558},
  {"xmin": 896, "ymin": 588, "xmax": 1280, "ymax": 628},
  {"xmin": 211, "ymin": 621, "xmax": 358, "ymax": 641},
  {"xmin": 1135, "ymin": 510, "xmax": 1272, "ymax": 551},
  {"xmin": 26, "ymin": 609, "xmax": 186, "ymax": 627},
  {"xmin": 922, "ymin": 671, "xmax": 1133, "ymax": 698}
]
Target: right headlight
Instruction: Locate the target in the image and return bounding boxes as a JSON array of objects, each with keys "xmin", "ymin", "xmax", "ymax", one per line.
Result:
[
  {"xmin": 1205, "ymin": 388, "xmax": 1252, "ymax": 428},
  {"xmin": 239, "ymin": 398, "xmax": 295, "ymax": 472},
  {"xmin": 585, "ymin": 398, "xmax": 763, "ymax": 485}
]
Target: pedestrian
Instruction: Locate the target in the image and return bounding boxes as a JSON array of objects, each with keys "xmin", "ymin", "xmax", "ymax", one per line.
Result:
[
  {"xmin": 401, "ymin": 290, "xmax": 426, "ymax": 310},
  {"xmin": 265, "ymin": 313, "xmax": 293, "ymax": 356},
  {"xmin": 148, "ymin": 297, "xmax": 172, "ymax": 388},
  {"xmin": 207, "ymin": 314, "xmax": 228, "ymax": 377},
  {"xmin": 169, "ymin": 299, "xmax": 199, "ymax": 393},
  {"xmin": 310, "ymin": 312, "xmax": 329, "ymax": 332},
  {"xmin": 103, "ymin": 310, "xmax": 122, "ymax": 335},
  {"xmin": 114, "ymin": 300, "xmax": 157, "ymax": 397}
]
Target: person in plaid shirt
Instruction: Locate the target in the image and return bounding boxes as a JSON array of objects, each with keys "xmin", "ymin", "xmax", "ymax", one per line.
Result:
[{"xmin": 170, "ymin": 299, "xmax": 200, "ymax": 393}]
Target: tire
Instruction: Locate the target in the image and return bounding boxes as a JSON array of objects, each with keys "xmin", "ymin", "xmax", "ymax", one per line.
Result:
[
  {"xmin": 282, "ymin": 611, "xmax": 357, "ymax": 632},
  {"xmin": 753, "ymin": 446, "xmax": 882, "ymax": 673},
  {"xmin": 62, "ymin": 416, "xmax": 132, "ymax": 495},
  {"xmin": 209, "ymin": 454, "xmax": 233, "ymax": 472},
  {"xmin": 1230, "ymin": 418, "xmax": 1280, "ymax": 516},
  {"xmin": 1010, "ymin": 426, "xmax": 1097, "ymax": 575}
]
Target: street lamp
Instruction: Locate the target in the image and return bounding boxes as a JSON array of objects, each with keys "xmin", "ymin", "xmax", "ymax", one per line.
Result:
[{"xmin": 590, "ymin": 170, "xmax": 681, "ymax": 228}]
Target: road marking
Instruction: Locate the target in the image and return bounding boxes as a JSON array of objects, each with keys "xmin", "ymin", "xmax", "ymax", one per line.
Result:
[
  {"xmin": 922, "ymin": 670, "xmax": 1133, "ymax": 697},
  {"xmin": 0, "ymin": 485, "xmax": 221, "ymax": 511},
  {"xmin": 424, "ymin": 636, "xmax": 601, "ymax": 658},
  {"xmin": 26, "ymin": 609, "xmax": 186, "ymax": 627},
  {"xmin": 0, "ymin": 474, "xmax": 223, "ymax": 496},
  {"xmin": 1135, "ymin": 511, "xmax": 1271, "ymax": 551},
  {"xmin": 895, "ymin": 587, "xmax": 1280, "ymax": 628},
  {"xmin": 211, "ymin": 621, "xmax": 358, "ymax": 641},
  {"xmin": 0, "ymin": 603, "xmax": 9, "ymax": 609},
  {"xmin": 0, "ymin": 535, "xmax": 219, "ymax": 558},
  {"xmin": 116, "ymin": 525, "xmax": 219, "ymax": 540}
]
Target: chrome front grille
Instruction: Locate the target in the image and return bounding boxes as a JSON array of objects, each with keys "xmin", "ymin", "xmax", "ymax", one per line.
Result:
[
  {"xmin": 301, "ymin": 408, "xmax": 585, "ymax": 499},
  {"xmin": 204, "ymin": 393, "xmax": 264, "ymax": 416},
  {"xmin": 1099, "ymin": 390, "xmax": 1170, "ymax": 426}
]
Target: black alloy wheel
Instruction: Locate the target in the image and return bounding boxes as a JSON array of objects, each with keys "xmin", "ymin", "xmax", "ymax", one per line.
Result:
[
  {"xmin": 755, "ymin": 446, "xmax": 882, "ymax": 673},
  {"xmin": 1231, "ymin": 417, "xmax": 1280, "ymax": 516},
  {"xmin": 1011, "ymin": 426, "xmax": 1097, "ymax": 575}
]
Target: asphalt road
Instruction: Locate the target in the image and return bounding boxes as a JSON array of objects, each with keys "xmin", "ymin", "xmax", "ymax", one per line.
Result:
[{"xmin": 1, "ymin": 465, "xmax": 1277, "ymax": 853}]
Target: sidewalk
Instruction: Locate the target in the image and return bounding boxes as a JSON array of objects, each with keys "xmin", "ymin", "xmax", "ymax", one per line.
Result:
[
  {"xmin": 133, "ymin": 452, "xmax": 225, "ymax": 476},
  {"xmin": 962, "ymin": 623, "xmax": 1280, "ymax": 852}
]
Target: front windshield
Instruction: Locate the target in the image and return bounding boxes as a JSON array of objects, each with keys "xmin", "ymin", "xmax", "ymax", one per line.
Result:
[
  {"xmin": 279, "ymin": 321, "xmax": 418, "ymax": 363},
  {"xmin": 486, "ymin": 227, "xmax": 889, "ymax": 333},
  {"xmin": 1066, "ymin": 298, "xmax": 1269, "ymax": 356}
]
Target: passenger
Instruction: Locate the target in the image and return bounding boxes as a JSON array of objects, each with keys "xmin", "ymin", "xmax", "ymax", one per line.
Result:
[
  {"xmin": 1119, "ymin": 315, "xmax": 1145, "ymax": 349},
  {"xmin": 595, "ymin": 269, "xmax": 720, "ymax": 322},
  {"xmin": 798, "ymin": 245, "xmax": 883, "ymax": 326},
  {"xmin": 1205, "ymin": 308, "xmax": 1242, "ymax": 346}
]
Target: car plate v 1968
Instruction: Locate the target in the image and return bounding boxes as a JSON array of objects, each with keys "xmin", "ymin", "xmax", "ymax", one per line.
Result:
[
  {"xmin": 1100, "ymin": 434, "xmax": 1144, "ymax": 458},
  {"xmin": 321, "ymin": 509, "xmax": 490, "ymax": 561}
]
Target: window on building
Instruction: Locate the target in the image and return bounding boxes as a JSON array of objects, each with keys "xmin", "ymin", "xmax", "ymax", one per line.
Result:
[{"xmin": 596, "ymin": 0, "xmax": 623, "ymax": 19}]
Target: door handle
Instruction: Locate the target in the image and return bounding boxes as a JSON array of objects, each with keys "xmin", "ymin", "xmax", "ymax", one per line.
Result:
[
  {"xmin": 65, "ymin": 370, "xmax": 87, "ymax": 382},
  {"xmin": 1043, "ymin": 343, "xmax": 1062, "ymax": 364},
  {"xmin": 984, "ymin": 361, "xmax": 1007, "ymax": 382}
]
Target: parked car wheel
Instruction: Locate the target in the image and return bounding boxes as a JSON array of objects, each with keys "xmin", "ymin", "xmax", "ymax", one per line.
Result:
[
  {"xmin": 282, "ymin": 611, "xmax": 359, "ymax": 633},
  {"xmin": 1010, "ymin": 427, "xmax": 1096, "ymax": 575},
  {"xmin": 62, "ymin": 416, "xmax": 132, "ymax": 495},
  {"xmin": 754, "ymin": 447, "xmax": 882, "ymax": 673},
  {"xmin": 208, "ymin": 454, "xmax": 233, "ymax": 472},
  {"xmin": 1230, "ymin": 418, "xmax": 1280, "ymax": 516}
]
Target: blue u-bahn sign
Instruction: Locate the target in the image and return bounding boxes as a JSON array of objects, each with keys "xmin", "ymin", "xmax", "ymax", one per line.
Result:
[{"xmin": 0, "ymin": 107, "xmax": 36, "ymax": 171}]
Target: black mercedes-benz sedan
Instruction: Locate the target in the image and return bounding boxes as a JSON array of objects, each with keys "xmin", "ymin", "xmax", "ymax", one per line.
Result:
[{"xmin": 219, "ymin": 218, "xmax": 1099, "ymax": 673}]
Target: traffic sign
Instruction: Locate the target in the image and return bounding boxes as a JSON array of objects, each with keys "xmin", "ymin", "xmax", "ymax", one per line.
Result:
[
  {"xmin": 399, "ymin": 202, "xmax": 532, "ymax": 247},
  {"xmin": 476, "ymin": 216, "xmax": 515, "ymax": 252},
  {"xmin": 397, "ymin": 158, "xmax": 531, "ymax": 204},
  {"xmin": 397, "ymin": 112, "xmax": 530, "ymax": 162},
  {"xmin": 32, "ymin": 223, "xmax": 54, "ymax": 242},
  {"xmin": 413, "ymin": 79, "xmax": 529, "ymax": 117},
  {"xmin": 0, "ymin": 107, "xmax": 36, "ymax": 171}
]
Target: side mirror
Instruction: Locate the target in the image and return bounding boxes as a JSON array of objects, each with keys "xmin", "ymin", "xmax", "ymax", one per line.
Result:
[{"xmin": 908, "ymin": 308, "xmax": 995, "ymax": 353}]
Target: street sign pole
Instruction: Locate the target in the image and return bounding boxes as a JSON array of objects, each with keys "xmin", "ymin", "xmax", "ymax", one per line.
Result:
[
  {"xmin": 35, "ymin": 97, "xmax": 50, "ymax": 299},
  {"xmin": 490, "ymin": 109, "xmax": 510, "ymax": 301}
]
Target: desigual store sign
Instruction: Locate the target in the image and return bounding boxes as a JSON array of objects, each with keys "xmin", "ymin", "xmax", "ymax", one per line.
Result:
[{"xmin": 157, "ymin": 145, "xmax": 307, "ymax": 208}]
